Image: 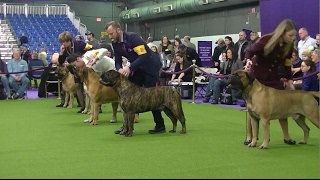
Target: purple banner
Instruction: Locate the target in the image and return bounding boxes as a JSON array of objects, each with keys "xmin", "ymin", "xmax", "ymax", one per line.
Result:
[{"xmin": 197, "ymin": 41, "xmax": 212, "ymax": 67}]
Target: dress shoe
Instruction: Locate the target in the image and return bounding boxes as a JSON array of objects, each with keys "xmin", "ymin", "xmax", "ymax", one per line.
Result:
[
  {"xmin": 77, "ymin": 107, "xmax": 85, "ymax": 113},
  {"xmin": 211, "ymin": 100, "xmax": 218, "ymax": 104},
  {"xmin": 148, "ymin": 126, "xmax": 166, "ymax": 134},
  {"xmin": 243, "ymin": 140, "xmax": 252, "ymax": 145},
  {"xmin": 202, "ymin": 97, "xmax": 210, "ymax": 103},
  {"xmin": 114, "ymin": 126, "xmax": 124, "ymax": 134},
  {"xmin": 284, "ymin": 139, "xmax": 296, "ymax": 145},
  {"xmin": 56, "ymin": 103, "xmax": 64, "ymax": 107}
]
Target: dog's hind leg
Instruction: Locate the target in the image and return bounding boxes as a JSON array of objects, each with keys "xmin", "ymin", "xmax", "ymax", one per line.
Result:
[
  {"xmin": 293, "ymin": 115, "xmax": 310, "ymax": 144},
  {"xmin": 125, "ymin": 112, "xmax": 135, "ymax": 137},
  {"xmin": 120, "ymin": 112, "xmax": 129, "ymax": 136},
  {"xmin": 163, "ymin": 107, "xmax": 178, "ymax": 133}
]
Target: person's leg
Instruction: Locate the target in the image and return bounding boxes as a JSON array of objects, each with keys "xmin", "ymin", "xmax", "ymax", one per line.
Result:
[
  {"xmin": 211, "ymin": 79, "xmax": 223, "ymax": 104},
  {"xmin": 279, "ymin": 118, "xmax": 296, "ymax": 145},
  {"xmin": 56, "ymin": 90, "xmax": 65, "ymax": 107},
  {"xmin": 8, "ymin": 76, "xmax": 19, "ymax": 92},
  {"xmin": 17, "ymin": 76, "xmax": 30, "ymax": 97},
  {"xmin": 1, "ymin": 76, "xmax": 11, "ymax": 98},
  {"xmin": 144, "ymin": 73, "xmax": 165, "ymax": 133},
  {"xmin": 203, "ymin": 78, "xmax": 216, "ymax": 102}
]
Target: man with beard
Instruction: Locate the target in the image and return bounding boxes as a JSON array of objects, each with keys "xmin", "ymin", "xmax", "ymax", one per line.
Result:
[{"xmin": 102, "ymin": 21, "xmax": 164, "ymax": 134}]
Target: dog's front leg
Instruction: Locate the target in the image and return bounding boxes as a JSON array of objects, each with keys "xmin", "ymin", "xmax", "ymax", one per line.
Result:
[
  {"xmin": 259, "ymin": 118, "xmax": 270, "ymax": 149},
  {"xmin": 82, "ymin": 94, "xmax": 90, "ymax": 114},
  {"xmin": 248, "ymin": 117, "xmax": 259, "ymax": 148},
  {"xmin": 111, "ymin": 102, "xmax": 119, "ymax": 122},
  {"xmin": 67, "ymin": 93, "xmax": 74, "ymax": 108},
  {"xmin": 90, "ymin": 102, "xmax": 99, "ymax": 125},
  {"xmin": 120, "ymin": 112, "xmax": 128, "ymax": 135},
  {"xmin": 63, "ymin": 92, "xmax": 69, "ymax": 108}
]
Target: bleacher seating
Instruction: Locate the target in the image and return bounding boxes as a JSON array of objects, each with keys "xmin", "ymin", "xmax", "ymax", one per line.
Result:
[{"xmin": 6, "ymin": 13, "xmax": 83, "ymax": 64}]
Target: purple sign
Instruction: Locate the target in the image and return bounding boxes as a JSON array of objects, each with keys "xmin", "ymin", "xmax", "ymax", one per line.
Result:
[{"xmin": 197, "ymin": 41, "xmax": 212, "ymax": 67}]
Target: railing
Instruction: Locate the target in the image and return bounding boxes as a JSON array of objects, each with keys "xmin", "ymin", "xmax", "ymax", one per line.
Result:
[{"xmin": 0, "ymin": 3, "xmax": 87, "ymax": 36}]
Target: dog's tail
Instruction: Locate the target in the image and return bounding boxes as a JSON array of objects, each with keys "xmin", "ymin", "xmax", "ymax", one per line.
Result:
[{"xmin": 309, "ymin": 91, "xmax": 320, "ymax": 98}]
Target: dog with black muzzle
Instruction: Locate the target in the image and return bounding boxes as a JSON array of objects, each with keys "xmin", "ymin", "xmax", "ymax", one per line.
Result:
[
  {"xmin": 228, "ymin": 69, "xmax": 320, "ymax": 149},
  {"xmin": 100, "ymin": 70, "xmax": 187, "ymax": 137},
  {"xmin": 55, "ymin": 66, "xmax": 76, "ymax": 108}
]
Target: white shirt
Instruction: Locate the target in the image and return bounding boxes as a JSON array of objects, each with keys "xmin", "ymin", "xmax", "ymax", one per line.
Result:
[
  {"xmin": 298, "ymin": 36, "xmax": 317, "ymax": 59},
  {"xmin": 82, "ymin": 48, "xmax": 115, "ymax": 73}
]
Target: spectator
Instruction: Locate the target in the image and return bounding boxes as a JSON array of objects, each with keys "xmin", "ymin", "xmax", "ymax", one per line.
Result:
[
  {"xmin": 7, "ymin": 49, "xmax": 30, "ymax": 99},
  {"xmin": 85, "ymin": 31, "xmax": 100, "ymax": 49},
  {"xmin": 146, "ymin": 36, "xmax": 157, "ymax": 49},
  {"xmin": 157, "ymin": 35, "xmax": 173, "ymax": 56},
  {"xmin": 178, "ymin": 44, "xmax": 202, "ymax": 67},
  {"xmin": 300, "ymin": 59, "xmax": 319, "ymax": 104},
  {"xmin": 297, "ymin": 28, "xmax": 316, "ymax": 59},
  {"xmin": 39, "ymin": 47, "xmax": 48, "ymax": 66},
  {"xmin": 168, "ymin": 52, "xmax": 193, "ymax": 85},
  {"xmin": 0, "ymin": 53, "xmax": 10, "ymax": 99},
  {"xmin": 183, "ymin": 35, "xmax": 197, "ymax": 51},
  {"xmin": 211, "ymin": 38, "xmax": 225, "ymax": 68},
  {"xmin": 234, "ymin": 31, "xmax": 249, "ymax": 65},
  {"xmin": 19, "ymin": 32, "xmax": 28, "ymax": 47},
  {"xmin": 75, "ymin": 35, "xmax": 82, "ymax": 42},
  {"xmin": 316, "ymin": 34, "xmax": 320, "ymax": 49},
  {"xmin": 20, "ymin": 45, "xmax": 30, "ymax": 63}
]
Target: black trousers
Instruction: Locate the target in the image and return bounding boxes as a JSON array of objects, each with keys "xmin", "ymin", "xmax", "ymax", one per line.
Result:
[{"xmin": 128, "ymin": 69, "xmax": 165, "ymax": 128}]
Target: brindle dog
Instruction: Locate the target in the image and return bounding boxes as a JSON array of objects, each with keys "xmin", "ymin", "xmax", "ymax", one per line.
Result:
[
  {"xmin": 99, "ymin": 70, "xmax": 187, "ymax": 137},
  {"xmin": 228, "ymin": 69, "xmax": 320, "ymax": 149},
  {"xmin": 56, "ymin": 66, "xmax": 76, "ymax": 108},
  {"xmin": 72, "ymin": 66, "xmax": 119, "ymax": 125}
]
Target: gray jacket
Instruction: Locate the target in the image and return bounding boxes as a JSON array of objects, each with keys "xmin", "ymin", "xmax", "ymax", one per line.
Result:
[{"xmin": 220, "ymin": 59, "xmax": 243, "ymax": 75}]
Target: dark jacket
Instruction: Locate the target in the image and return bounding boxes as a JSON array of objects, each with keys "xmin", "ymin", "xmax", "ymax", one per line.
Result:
[
  {"xmin": 245, "ymin": 34, "xmax": 293, "ymax": 90},
  {"xmin": 20, "ymin": 36, "xmax": 28, "ymax": 44},
  {"xmin": 112, "ymin": 31, "xmax": 162, "ymax": 77},
  {"xmin": 174, "ymin": 59, "xmax": 193, "ymax": 82},
  {"xmin": 211, "ymin": 44, "xmax": 225, "ymax": 66},
  {"xmin": 302, "ymin": 72, "xmax": 319, "ymax": 91},
  {"xmin": 58, "ymin": 41, "xmax": 93, "ymax": 65},
  {"xmin": 234, "ymin": 40, "xmax": 249, "ymax": 61},
  {"xmin": 185, "ymin": 47, "xmax": 202, "ymax": 67}
]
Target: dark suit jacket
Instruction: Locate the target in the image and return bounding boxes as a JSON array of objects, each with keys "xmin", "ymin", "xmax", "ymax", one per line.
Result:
[
  {"xmin": 174, "ymin": 60, "xmax": 193, "ymax": 82},
  {"xmin": 112, "ymin": 31, "xmax": 162, "ymax": 77},
  {"xmin": 58, "ymin": 41, "xmax": 93, "ymax": 65},
  {"xmin": 245, "ymin": 34, "xmax": 293, "ymax": 90}
]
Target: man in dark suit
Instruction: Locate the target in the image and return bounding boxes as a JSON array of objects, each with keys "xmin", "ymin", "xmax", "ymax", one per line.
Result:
[
  {"xmin": 104, "ymin": 21, "xmax": 164, "ymax": 134},
  {"xmin": 178, "ymin": 44, "xmax": 202, "ymax": 67}
]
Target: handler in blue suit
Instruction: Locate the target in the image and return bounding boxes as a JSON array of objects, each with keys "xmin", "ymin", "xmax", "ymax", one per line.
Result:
[{"xmin": 103, "ymin": 21, "xmax": 164, "ymax": 134}]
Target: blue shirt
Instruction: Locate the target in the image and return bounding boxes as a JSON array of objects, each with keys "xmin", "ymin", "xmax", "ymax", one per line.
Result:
[
  {"xmin": 302, "ymin": 72, "xmax": 319, "ymax": 91},
  {"xmin": 7, "ymin": 58, "xmax": 28, "ymax": 78}
]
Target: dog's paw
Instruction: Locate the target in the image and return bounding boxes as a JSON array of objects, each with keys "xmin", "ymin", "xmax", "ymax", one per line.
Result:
[
  {"xmin": 298, "ymin": 140, "xmax": 307, "ymax": 145},
  {"xmin": 63, "ymin": 104, "xmax": 68, "ymax": 108},
  {"xmin": 67, "ymin": 106, "xmax": 72, "ymax": 109},
  {"xmin": 90, "ymin": 121, "xmax": 98, "ymax": 125},
  {"xmin": 258, "ymin": 144, "xmax": 268, "ymax": 149},
  {"xmin": 125, "ymin": 132, "xmax": 133, "ymax": 137},
  {"xmin": 119, "ymin": 131, "xmax": 127, "ymax": 135},
  {"xmin": 248, "ymin": 142, "xmax": 257, "ymax": 147},
  {"xmin": 179, "ymin": 130, "xmax": 186, "ymax": 134}
]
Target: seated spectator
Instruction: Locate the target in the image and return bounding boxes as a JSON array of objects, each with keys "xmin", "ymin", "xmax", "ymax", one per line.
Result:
[
  {"xmin": 159, "ymin": 51, "xmax": 176, "ymax": 86},
  {"xmin": 203, "ymin": 51, "xmax": 226, "ymax": 103},
  {"xmin": 300, "ymin": 59, "xmax": 319, "ymax": 104},
  {"xmin": 0, "ymin": 54, "xmax": 10, "ymax": 98},
  {"xmin": 19, "ymin": 32, "xmax": 28, "ymax": 47},
  {"xmin": 210, "ymin": 48, "xmax": 243, "ymax": 104},
  {"xmin": 39, "ymin": 47, "xmax": 48, "ymax": 66},
  {"xmin": 29, "ymin": 53, "xmax": 46, "ymax": 88},
  {"xmin": 168, "ymin": 52, "xmax": 193, "ymax": 85},
  {"xmin": 291, "ymin": 50, "xmax": 303, "ymax": 90},
  {"xmin": 7, "ymin": 49, "xmax": 30, "ymax": 99},
  {"xmin": 75, "ymin": 35, "xmax": 82, "ymax": 42}
]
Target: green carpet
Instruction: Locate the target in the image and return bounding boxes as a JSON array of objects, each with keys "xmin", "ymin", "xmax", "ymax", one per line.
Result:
[{"xmin": 0, "ymin": 99, "xmax": 319, "ymax": 179}]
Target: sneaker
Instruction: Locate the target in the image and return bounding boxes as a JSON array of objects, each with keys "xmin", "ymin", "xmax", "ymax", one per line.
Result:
[
  {"xmin": 56, "ymin": 103, "xmax": 64, "ymax": 107},
  {"xmin": 148, "ymin": 126, "xmax": 166, "ymax": 134},
  {"xmin": 211, "ymin": 100, "xmax": 218, "ymax": 104},
  {"xmin": 110, "ymin": 119, "xmax": 117, "ymax": 123},
  {"xmin": 12, "ymin": 93, "xmax": 19, "ymax": 100},
  {"xmin": 17, "ymin": 96, "xmax": 25, "ymax": 100}
]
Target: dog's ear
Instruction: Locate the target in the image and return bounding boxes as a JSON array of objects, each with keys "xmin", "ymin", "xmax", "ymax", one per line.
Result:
[{"xmin": 245, "ymin": 71, "xmax": 255, "ymax": 85}]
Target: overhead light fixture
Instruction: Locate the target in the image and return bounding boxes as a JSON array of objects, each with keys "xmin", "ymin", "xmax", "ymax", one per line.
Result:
[
  {"xmin": 163, "ymin": 4, "xmax": 173, "ymax": 12},
  {"xmin": 198, "ymin": 0, "xmax": 209, "ymax": 5},
  {"xmin": 131, "ymin": 12, "xmax": 140, "ymax": 18},
  {"xmin": 153, "ymin": 7, "xmax": 161, "ymax": 14},
  {"xmin": 214, "ymin": 0, "xmax": 225, "ymax": 2},
  {"xmin": 123, "ymin": 14, "xmax": 130, "ymax": 19}
]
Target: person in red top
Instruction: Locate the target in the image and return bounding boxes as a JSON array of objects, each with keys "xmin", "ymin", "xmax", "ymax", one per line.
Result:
[{"xmin": 244, "ymin": 19, "xmax": 297, "ymax": 145}]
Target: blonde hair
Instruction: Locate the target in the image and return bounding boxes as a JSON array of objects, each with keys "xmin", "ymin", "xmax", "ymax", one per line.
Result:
[
  {"xmin": 264, "ymin": 19, "xmax": 297, "ymax": 58},
  {"xmin": 58, "ymin": 31, "xmax": 72, "ymax": 43}
]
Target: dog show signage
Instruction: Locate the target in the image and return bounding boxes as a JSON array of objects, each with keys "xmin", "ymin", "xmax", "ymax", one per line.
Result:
[{"xmin": 197, "ymin": 41, "xmax": 212, "ymax": 67}]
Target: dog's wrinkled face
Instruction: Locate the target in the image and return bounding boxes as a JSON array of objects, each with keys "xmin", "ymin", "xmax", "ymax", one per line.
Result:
[
  {"xmin": 228, "ymin": 70, "xmax": 255, "ymax": 91},
  {"xmin": 69, "ymin": 66, "xmax": 88, "ymax": 82},
  {"xmin": 55, "ymin": 66, "xmax": 69, "ymax": 79},
  {"xmin": 100, "ymin": 70, "xmax": 120, "ymax": 87}
]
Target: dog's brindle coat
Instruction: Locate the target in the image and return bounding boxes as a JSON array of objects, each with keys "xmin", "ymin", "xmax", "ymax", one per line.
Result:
[
  {"xmin": 100, "ymin": 70, "xmax": 187, "ymax": 137},
  {"xmin": 228, "ymin": 70, "xmax": 320, "ymax": 149},
  {"xmin": 56, "ymin": 66, "xmax": 76, "ymax": 108},
  {"xmin": 73, "ymin": 66, "xmax": 119, "ymax": 125}
]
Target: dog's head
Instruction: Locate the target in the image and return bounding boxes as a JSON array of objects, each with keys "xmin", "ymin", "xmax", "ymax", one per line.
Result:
[
  {"xmin": 228, "ymin": 69, "xmax": 255, "ymax": 91},
  {"xmin": 55, "ymin": 66, "xmax": 70, "ymax": 79},
  {"xmin": 99, "ymin": 70, "xmax": 121, "ymax": 87},
  {"xmin": 67, "ymin": 65, "xmax": 89, "ymax": 82}
]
